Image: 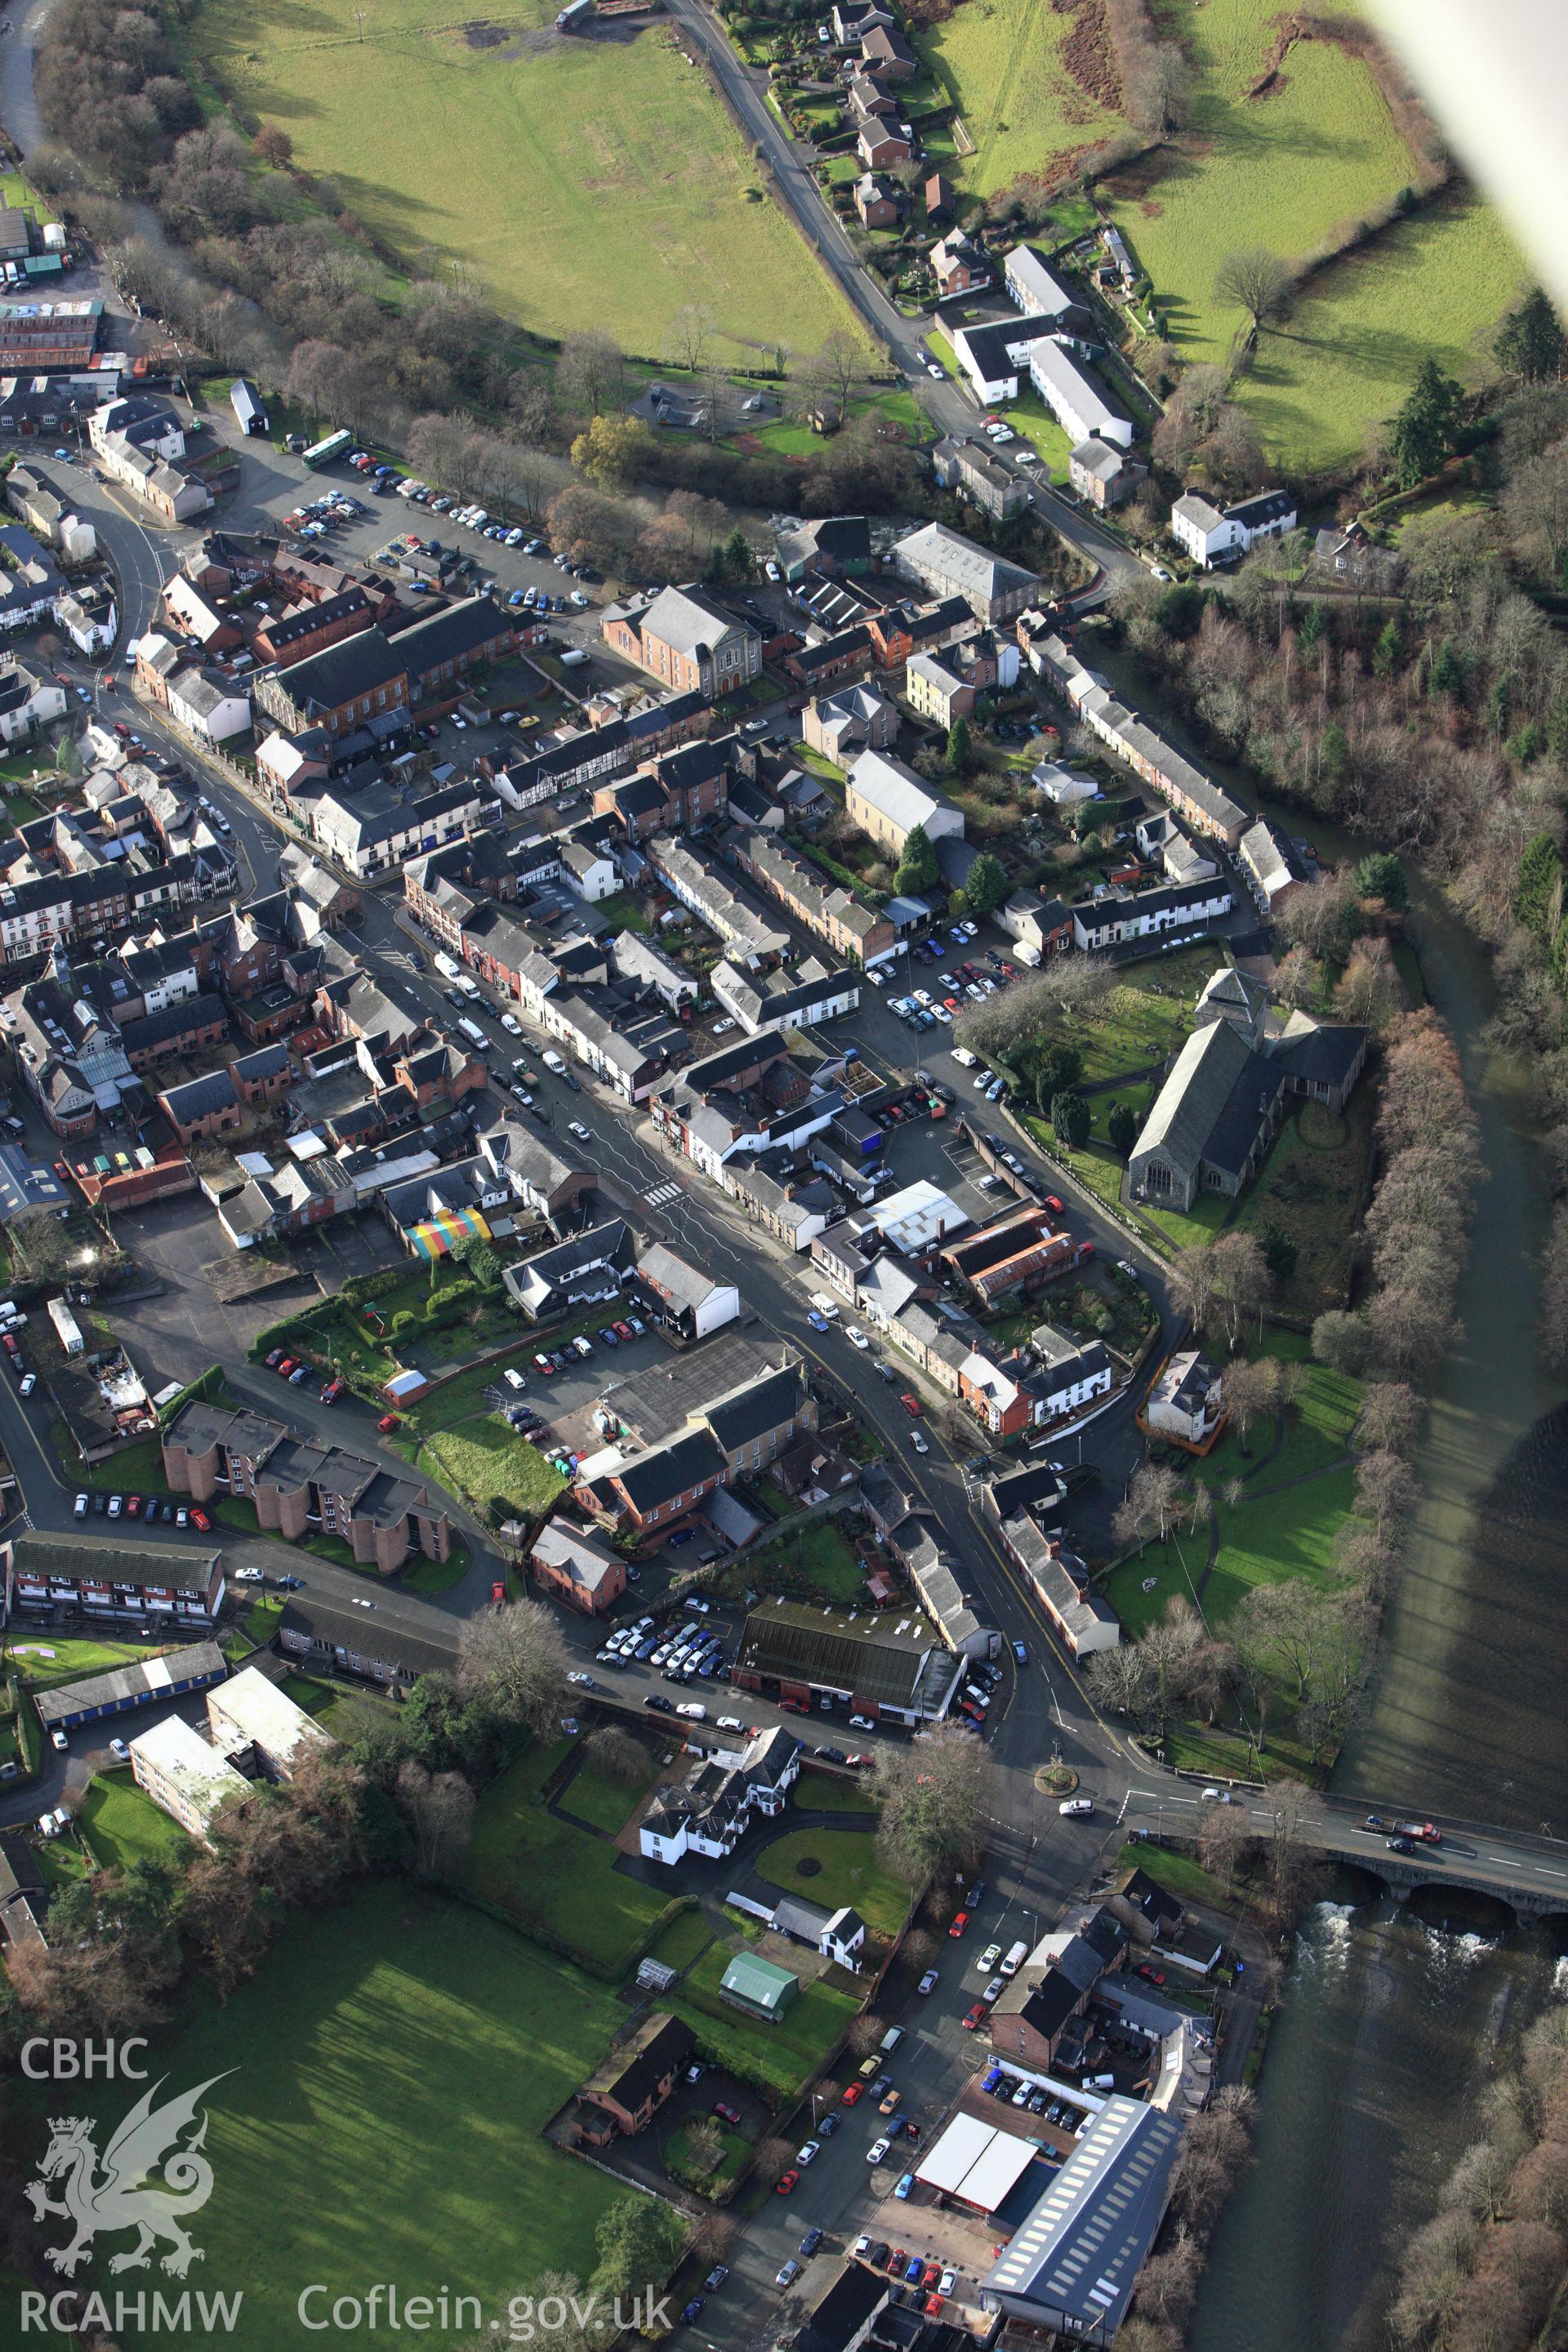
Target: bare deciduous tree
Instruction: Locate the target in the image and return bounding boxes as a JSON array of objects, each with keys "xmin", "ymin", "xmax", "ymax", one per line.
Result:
[
  {"xmin": 1114, "ymin": 1462, "xmax": 1185, "ymax": 1555},
  {"xmin": 455, "ymin": 1599, "xmax": 570, "ymax": 1736},
  {"xmin": 1214, "ymin": 245, "xmax": 1293, "ymax": 332},
  {"xmin": 872, "ymin": 1725, "xmax": 996, "ymax": 1885}
]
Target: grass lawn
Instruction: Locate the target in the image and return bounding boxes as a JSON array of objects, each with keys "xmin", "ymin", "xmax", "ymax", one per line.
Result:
[
  {"xmin": 796, "ymin": 1766, "xmax": 877, "ymax": 1815},
  {"xmin": 466, "ymin": 1739, "xmax": 668, "ymax": 1974},
  {"xmin": 12, "ymin": 1882, "xmax": 653, "ymax": 2345},
  {"xmin": 11, "ymin": 1636, "xmax": 154, "ymax": 1692},
  {"xmin": 242, "ymin": 1594, "xmax": 285, "ymax": 1646},
  {"xmin": 746, "ymin": 1517, "xmax": 866, "ymax": 1606},
  {"xmin": 1232, "ymin": 1088, "xmax": 1376, "ymax": 1316},
  {"xmin": 81, "ymin": 1437, "xmax": 166, "ymax": 1494},
  {"xmin": 187, "ymin": 0, "xmax": 869, "ymax": 358},
  {"xmin": 915, "ymin": 0, "xmax": 1125, "ymax": 197},
  {"xmin": 1103, "ymin": 1526, "xmax": 1214, "ymax": 1639},
  {"xmin": 79, "ymin": 1771, "xmax": 193, "ymax": 1872},
  {"xmin": 647, "ymin": 1906, "xmax": 713, "ymax": 1973},
  {"xmin": 1117, "ymin": 1837, "xmax": 1231, "ymax": 1910},
  {"xmin": 1070, "ymin": 944, "xmax": 1223, "ymax": 1087},
  {"xmin": 594, "ymin": 893, "xmax": 651, "ymax": 934},
  {"xmin": 399, "ymin": 1545, "xmax": 470, "ymax": 1594},
  {"xmin": 1000, "ymin": 396, "xmax": 1077, "ymax": 483},
  {"xmin": 672, "ymin": 1939, "xmax": 861, "ymax": 2096},
  {"xmin": 559, "ymin": 1740, "xmax": 663, "ymax": 1834},
  {"xmin": 754, "ymin": 1826, "xmax": 909, "ymax": 1938},
  {"xmin": 668, "ymin": 2117, "xmax": 750, "ymax": 2189},
  {"xmin": 1204, "ymin": 1465, "xmax": 1357, "ymax": 1620}
]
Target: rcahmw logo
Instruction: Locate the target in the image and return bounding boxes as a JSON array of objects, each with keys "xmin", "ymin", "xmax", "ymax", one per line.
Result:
[{"xmin": 20, "ymin": 2064, "xmax": 241, "ymax": 2332}]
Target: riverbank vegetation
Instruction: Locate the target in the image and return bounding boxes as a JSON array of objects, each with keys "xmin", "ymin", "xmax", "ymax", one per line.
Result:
[
  {"xmin": 1388, "ymin": 2004, "xmax": 1568, "ymax": 2351},
  {"xmin": 1089, "ymin": 1005, "xmax": 1468, "ymax": 1787}
]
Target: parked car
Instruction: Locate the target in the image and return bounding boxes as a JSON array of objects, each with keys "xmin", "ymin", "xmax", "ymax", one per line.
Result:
[
  {"xmin": 866, "ymin": 2136, "xmax": 892, "ymax": 2165},
  {"xmin": 917, "ymin": 1969, "xmax": 939, "ymax": 1994},
  {"xmin": 774, "ymin": 2171, "xmax": 799, "ymax": 2198}
]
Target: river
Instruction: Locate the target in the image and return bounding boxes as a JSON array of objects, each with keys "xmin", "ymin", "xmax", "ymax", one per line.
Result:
[{"xmin": 1092, "ymin": 644, "xmax": 1568, "ymax": 2350}]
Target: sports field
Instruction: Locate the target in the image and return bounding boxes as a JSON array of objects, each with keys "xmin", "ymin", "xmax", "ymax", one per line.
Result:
[
  {"xmin": 189, "ymin": 0, "xmax": 863, "ymax": 354},
  {"xmin": 10, "ymin": 1883, "xmax": 640, "ymax": 2348}
]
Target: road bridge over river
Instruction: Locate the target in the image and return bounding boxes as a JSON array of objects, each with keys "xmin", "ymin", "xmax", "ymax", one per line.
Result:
[{"xmin": 1122, "ymin": 1784, "xmax": 1568, "ymax": 1919}]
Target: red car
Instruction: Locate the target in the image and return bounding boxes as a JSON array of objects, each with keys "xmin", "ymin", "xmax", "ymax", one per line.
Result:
[
  {"xmin": 942, "ymin": 996, "xmax": 960, "ymax": 1013},
  {"xmin": 613, "ymin": 1321, "xmax": 635, "ymax": 1342},
  {"xmin": 887, "ymin": 2248, "xmax": 906, "ymax": 2275},
  {"xmin": 265, "ymin": 1348, "xmax": 285, "ymax": 1369},
  {"xmin": 491, "ymin": 1581, "xmax": 506, "ymax": 1606},
  {"xmin": 841, "ymin": 2082, "xmax": 864, "ymax": 2107},
  {"xmin": 775, "ymin": 2169, "xmax": 799, "ymax": 2196},
  {"xmin": 125, "ymin": 1496, "xmax": 142, "ymax": 1517},
  {"xmin": 949, "ymin": 1910, "xmax": 970, "ymax": 1938},
  {"xmin": 962, "ymin": 2001, "xmax": 987, "ymax": 2031},
  {"xmin": 1076, "ymin": 1241, "xmax": 1094, "ymax": 1262},
  {"xmin": 320, "ymin": 1377, "xmax": 345, "ymax": 1405},
  {"xmin": 276, "ymin": 1356, "xmax": 297, "ymax": 1379},
  {"xmin": 712, "ymin": 2101, "xmax": 742, "ymax": 2127},
  {"xmin": 844, "ymin": 1753, "xmax": 872, "ymax": 1768},
  {"xmin": 1043, "ymin": 1196, "xmax": 1064, "ymax": 1216},
  {"xmin": 920, "ymin": 2262, "xmax": 941, "ymax": 2289},
  {"xmin": 189, "ymin": 1507, "xmax": 211, "ymax": 1533},
  {"xmin": 899, "ymin": 1393, "xmax": 923, "ymax": 1418},
  {"xmin": 924, "ymin": 2295, "xmax": 944, "ymax": 2319},
  {"xmin": 376, "ymin": 1413, "xmax": 400, "ymax": 1434},
  {"xmin": 1138, "ymin": 1963, "xmax": 1165, "ymax": 1986}
]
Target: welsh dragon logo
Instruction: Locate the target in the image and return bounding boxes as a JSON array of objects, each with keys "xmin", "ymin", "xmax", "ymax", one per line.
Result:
[{"xmin": 24, "ymin": 2073, "xmax": 233, "ymax": 2278}]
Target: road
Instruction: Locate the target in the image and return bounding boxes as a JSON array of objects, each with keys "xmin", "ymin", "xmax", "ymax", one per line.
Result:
[
  {"xmin": 1120, "ymin": 1784, "xmax": 1568, "ymax": 1912},
  {"xmin": 662, "ymin": 0, "xmax": 1143, "ymax": 590}
]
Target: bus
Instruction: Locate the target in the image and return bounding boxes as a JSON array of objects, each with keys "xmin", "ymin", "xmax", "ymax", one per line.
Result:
[{"xmin": 301, "ymin": 427, "xmax": 352, "ymax": 470}]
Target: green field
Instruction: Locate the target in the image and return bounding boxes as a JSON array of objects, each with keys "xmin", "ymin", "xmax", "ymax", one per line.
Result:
[
  {"xmin": 11, "ymin": 1882, "xmax": 643, "ymax": 2347},
  {"xmin": 916, "ymin": 0, "xmax": 1124, "ymax": 198},
  {"xmin": 753, "ymin": 1826, "xmax": 909, "ymax": 1938},
  {"xmin": 1111, "ymin": 16, "xmax": 1411, "ymax": 359},
  {"xmin": 466, "ymin": 1739, "xmax": 668, "ymax": 1972},
  {"xmin": 1236, "ymin": 192, "xmax": 1528, "ymax": 471},
  {"xmin": 78, "ymin": 1771, "xmax": 194, "ymax": 1872},
  {"xmin": 189, "ymin": 0, "xmax": 865, "ymax": 355}
]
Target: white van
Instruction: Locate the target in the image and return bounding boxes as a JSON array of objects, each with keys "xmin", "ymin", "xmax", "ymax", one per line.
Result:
[
  {"xmin": 541, "ymin": 1049, "xmax": 567, "ymax": 1074},
  {"xmin": 1000, "ymin": 1940, "xmax": 1030, "ymax": 1979}
]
